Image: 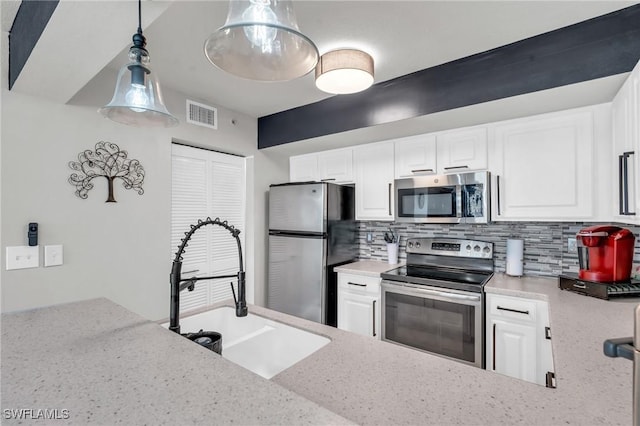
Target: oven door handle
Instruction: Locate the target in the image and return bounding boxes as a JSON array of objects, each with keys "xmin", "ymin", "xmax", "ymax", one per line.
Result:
[
  {"xmin": 420, "ymin": 288, "xmax": 481, "ymax": 302},
  {"xmin": 383, "ymin": 282, "xmax": 481, "ymax": 302}
]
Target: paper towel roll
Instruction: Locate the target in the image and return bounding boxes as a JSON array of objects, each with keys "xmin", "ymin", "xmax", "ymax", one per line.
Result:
[{"xmin": 506, "ymin": 239, "xmax": 524, "ymax": 276}]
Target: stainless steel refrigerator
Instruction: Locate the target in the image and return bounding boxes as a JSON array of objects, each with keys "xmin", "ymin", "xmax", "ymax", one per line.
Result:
[{"xmin": 268, "ymin": 182, "xmax": 356, "ymax": 326}]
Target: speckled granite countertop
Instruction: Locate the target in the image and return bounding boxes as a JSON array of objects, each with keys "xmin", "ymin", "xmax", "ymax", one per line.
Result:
[
  {"xmin": 0, "ymin": 298, "xmax": 351, "ymax": 425},
  {"xmin": 334, "ymin": 260, "xmax": 403, "ymax": 277},
  {"xmin": 271, "ymin": 270, "xmax": 640, "ymax": 425},
  {"xmin": 2, "ymin": 271, "xmax": 639, "ymax": 425}
]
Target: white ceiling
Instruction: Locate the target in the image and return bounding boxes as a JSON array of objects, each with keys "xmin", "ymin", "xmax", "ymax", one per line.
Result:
[
  {"xmin": 4, "ymin": 0, "xmax": 639, "ymax": 150},
  {"xmin": 122, "ymin": 0, "xmax": 638, "ymax": 118}
]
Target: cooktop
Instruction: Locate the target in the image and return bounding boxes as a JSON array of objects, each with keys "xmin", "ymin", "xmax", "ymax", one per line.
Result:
[{"xmin": 381, "ymin": 265, "xmax": 493, "ymax": 293}]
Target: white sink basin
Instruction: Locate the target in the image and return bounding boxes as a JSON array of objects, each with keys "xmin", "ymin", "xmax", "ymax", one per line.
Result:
[{"xmin": 162, "ymin": 307, "xmax": 330, "ymax": 379}]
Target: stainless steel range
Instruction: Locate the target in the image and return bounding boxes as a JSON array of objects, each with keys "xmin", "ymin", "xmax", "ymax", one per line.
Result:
[{"xmin": 380, "ymin": 238, "xmax": 494, "ymax": 368}]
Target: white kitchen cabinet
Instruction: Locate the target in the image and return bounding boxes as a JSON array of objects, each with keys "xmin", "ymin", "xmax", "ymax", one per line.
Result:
[
  {"xmin": 394, "ymin": 134, "xmax": 437, "ymax": 178},
  {"xmin": 486, "ymin": 293, "xmax": 555, "ymax": 387},
  {"xmin": 290, "ymin": 149, "xmax": 354, "ymax": 184},
  {"xmin": 612, "ymin": 59, "xmax": 640, "ymax": 223},
  {"xmin": 317, "ymin": 148, "xmax": 354, "ymax": 184},
  {"xmin": 354, "ymin": 141, "xmax": 395, "ymax": 221},
  {"xmin": 489, "ymin": 108, "xmax": 595, "ymax": 221},
  {"xmin": 490, "ymin": 318, "xmax": 537, "ymax": 383},
  {"xmin": 436, "ymin": 126, "xmax": 488, "ymax": 174},
  {"xmin": 337, "ymin": 272, "xmax": 381, "ymax": 339},
  {"xmin": 289, "ymin": 154, "xmax": 318, "ymax": 182}
]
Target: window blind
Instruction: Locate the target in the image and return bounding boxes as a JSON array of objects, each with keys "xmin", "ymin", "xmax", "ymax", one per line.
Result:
[{"xmin": 171, "ymin": 144, "xmax": 246, "ymax": 313}]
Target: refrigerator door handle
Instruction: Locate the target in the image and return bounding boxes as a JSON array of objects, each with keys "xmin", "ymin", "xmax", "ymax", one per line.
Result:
[{"xmin": 269, "ymin": 230, "xmax": 326, "ymax": 238}]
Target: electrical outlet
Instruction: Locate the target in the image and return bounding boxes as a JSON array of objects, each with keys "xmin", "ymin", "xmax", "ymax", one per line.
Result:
[
  {"xmin": 6, "ymin": 246, "xmax": 39, "ymax": 270},
  {"xmin": 44, "ymin": 245, "xmax": 63, "ymax": 267},
  {"xmin": 567, "ymin": 237, "xmax": 577, "ymax": 253},
  {"xmin": 366, "ymin": 232, "xmax": 373, "ymax": 243}
]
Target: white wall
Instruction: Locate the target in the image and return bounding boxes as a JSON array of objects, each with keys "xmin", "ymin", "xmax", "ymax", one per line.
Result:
[{"xmin": 0, "ymin": 69, "xmax": 288, "ymax": 319}]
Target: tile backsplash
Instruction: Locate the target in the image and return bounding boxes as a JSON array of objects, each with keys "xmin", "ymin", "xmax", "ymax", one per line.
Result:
[{"xmin": 357, "ymin": 222, "xmax": 640, "ymax": 277}]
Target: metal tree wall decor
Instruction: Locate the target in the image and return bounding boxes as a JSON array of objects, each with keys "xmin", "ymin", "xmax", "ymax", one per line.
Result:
[{"xmin": 68, "ymin": 141, "xmax": 145, "ymax": 202}]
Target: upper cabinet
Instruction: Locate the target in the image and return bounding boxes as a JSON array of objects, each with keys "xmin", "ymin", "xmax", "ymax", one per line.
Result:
[
  {"xmin": 394, "ymin": 134, "xmax": 437, "ymax": 178},
  {"xmin": 290, "ymin": 148, "xmax": 354, "ymax": 184},
  {"xmin": 317, "ymin": 148, "xmax": 354, "ymax": 184},
  {"xmin": 436, "ymin": 127, "xmax": 488, "ymax": 174},
  {"xmin": 612, "ymin": 59, "xmax": 640, "ymax": 223},
  {"xmin": 289, "ymin": 153, "xmax": 318, "ymax": 183},
  {"xmin": 288, "ymin": 98, "xmax": 614, "ymax": 224},
  {"xmin": 354, "ymin": 141, "xmax": 395, "ymax": 221},
  {"xmin": 489, "ymin": 108, "xmax": 598, "ymax": 221}
]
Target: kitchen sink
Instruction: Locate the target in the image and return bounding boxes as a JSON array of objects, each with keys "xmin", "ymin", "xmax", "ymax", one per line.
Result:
[{"xmin": 162, "ymin": 306, "xmax": 330, "ymax": 379}]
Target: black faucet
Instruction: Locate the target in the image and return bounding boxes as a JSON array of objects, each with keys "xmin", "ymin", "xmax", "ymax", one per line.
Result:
[{"xmin": 169, "ymin": 217, "xmax": 247, "ymax": 335}]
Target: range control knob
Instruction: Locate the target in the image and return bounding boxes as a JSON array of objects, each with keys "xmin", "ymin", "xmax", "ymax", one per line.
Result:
[
  {"xmin": 483, "ymin": 246, "xmax": 491, "ymax": 254},
  {"xmin": 415, "ymin": 242, "xmax": 421, "ymax": 248},
  {"xmin": 466, "ymin": 244, "xmax": 472, "ymax": 251},
  {"xmin": 408, "ymin": 242, "xmax": 414, "ymax": 249},
  {"xmin": 474, "ymin": 245, "xmax": 481, "ymax": 252}
]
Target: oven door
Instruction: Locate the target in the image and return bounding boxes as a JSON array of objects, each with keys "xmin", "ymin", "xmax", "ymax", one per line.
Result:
[{"xmin": 381, "ymin": 280, "xmax": 483, "ymax": 368}]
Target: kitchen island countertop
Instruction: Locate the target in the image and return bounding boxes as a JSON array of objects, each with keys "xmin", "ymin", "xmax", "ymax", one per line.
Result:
[
  {"xmin": 0, "ymin": 299, "xmax": 351, "ymax": 425},
  {"xmin": 2, "ymin": 270, "xmax": 638, "ymax": 425}
]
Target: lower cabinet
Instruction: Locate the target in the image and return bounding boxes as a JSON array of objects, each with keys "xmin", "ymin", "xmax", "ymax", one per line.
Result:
[
  {"xmin": 486, "ymin": 293, "xmax": 555, "ymax": 387},
  {"xmin": 337, "ymin": 272, "xmax": 381, "ymax": 339}
]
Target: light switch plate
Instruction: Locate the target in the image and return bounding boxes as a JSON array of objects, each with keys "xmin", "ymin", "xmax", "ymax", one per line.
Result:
[
  {"xmin": 44, "ymin": 245, "xmax": 63, "ymax": 267},
  {"xmin": 6, "ymin": 246, "xmax": 39, "ymax": 270}
]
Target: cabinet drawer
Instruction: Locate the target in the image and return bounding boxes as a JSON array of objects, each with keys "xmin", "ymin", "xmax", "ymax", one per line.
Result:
[
  {"xmin": 338, "ymin": 273, "xmax": 381, "ymax": 294},
  {"xmin": 488, "ymin": 294, "xmax": 537, "ymax": 323}
]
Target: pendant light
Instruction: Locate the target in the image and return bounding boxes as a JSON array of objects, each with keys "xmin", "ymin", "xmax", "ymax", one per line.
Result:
[
  {"xmin": 315, "ymin": 49, "xmax": 374, "ymax": 95},
  {"xmin": 99, "ymin": 0, "xmax": 178, "ymax": 127},
  {"xmin": 204, "ymin": 0, "xmax": 319, "ymax": 82}
]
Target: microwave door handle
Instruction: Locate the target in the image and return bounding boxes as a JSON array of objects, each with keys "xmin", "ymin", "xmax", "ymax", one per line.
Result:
[{"xmin": 388, "ymin": 183, "xmax": 392, "ymax": 216}]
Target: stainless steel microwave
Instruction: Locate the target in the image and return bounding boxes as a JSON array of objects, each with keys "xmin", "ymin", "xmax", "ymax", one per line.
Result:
[{"xmin": 394, "ymin": 171, "xmax": 490, "ymax": 224}]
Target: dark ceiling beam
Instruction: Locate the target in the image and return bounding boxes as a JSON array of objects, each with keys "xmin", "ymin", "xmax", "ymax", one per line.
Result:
[
  {"xmin": 258, "ymin": 4, "xmax": 640, "ymax": 149},
  {"xmin": 9, "ymin": 0, "xmax": 59, "ymax": 89}
]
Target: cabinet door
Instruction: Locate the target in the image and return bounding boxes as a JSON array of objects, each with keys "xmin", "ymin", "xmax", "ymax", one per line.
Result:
[
  {"xmin": 394, "ymin": 134, "xmax": 437, "ymax": 178},
  {"xmin": 612, "ymin": 78, "xmax": 637, "ymax": 221},
  {"xmin": 318, "ymin": 148, "xmax": 353, "ymax": 184},
  {"xmin": 354, "ymin": 141, "xmax": 395, "ymax": 221},
  {"xmin": 437, "ymin": 127, "xmax": 487, "ymax": 173},
  {"xmin": 611, "ymin": 60, "xmax": 640, "ymax": 223},
  {"xmin": 490, "ymin": 110, "xmax": 593, "ymax": 220},
  {"xmin": 338, "ymin": 290, "xmax": 379, "ymax": 338},
  {"xmin": 537, "ymin": 301, "xmax": 555, "ymax": 387},
  {"xmin": 289, "ymin": 154, "xmax": 318, "ymax": 182},
  {"xmin": 633, "ymin": 70, "xmax": 640, "ymax": 218},
  {"xmin": 490, "ymin": 319, "xmax": 537, "ymax": 383}
]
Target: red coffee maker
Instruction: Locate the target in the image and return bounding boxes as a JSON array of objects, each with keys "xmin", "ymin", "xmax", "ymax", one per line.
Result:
[{"xmin": 576, "ymin": 225, "xmax": 635, "ymax": 282}]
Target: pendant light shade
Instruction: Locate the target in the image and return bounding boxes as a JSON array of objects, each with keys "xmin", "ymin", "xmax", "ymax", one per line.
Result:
[
  {"xmin": 99, "ymin": 1, "xmax": 178, "ymax": 127},
  {"xmin": 204, "ymin": 0, "xmax": 319, "ymax": 82},
  {"xmin": 315, "ymin": 49, "xmax": 374, "ymax": 95}
]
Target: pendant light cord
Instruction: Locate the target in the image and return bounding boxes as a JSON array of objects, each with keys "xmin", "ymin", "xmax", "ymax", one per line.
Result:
[{"xmin": 137, "ymin": 0, "xmax": 142, "ymax": 35}]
